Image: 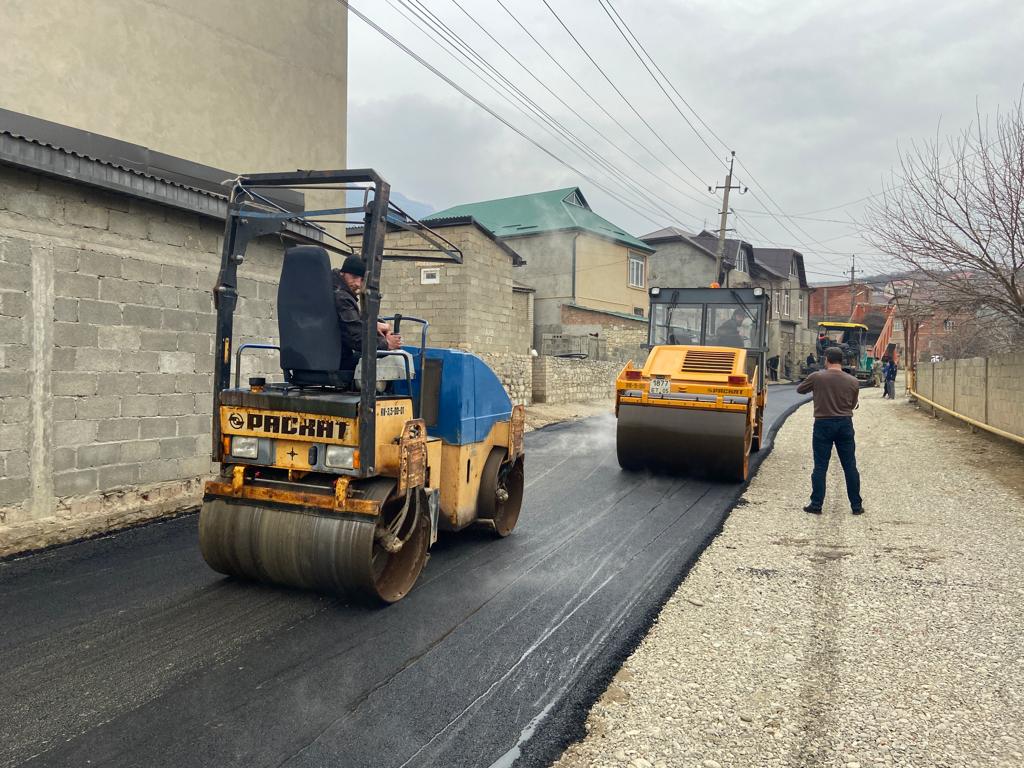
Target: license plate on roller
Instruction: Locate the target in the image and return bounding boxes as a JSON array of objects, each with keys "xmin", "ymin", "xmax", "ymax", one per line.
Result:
[{"xmin": 649, "ymin": 378, "xmax": 670, "ymax": 394}]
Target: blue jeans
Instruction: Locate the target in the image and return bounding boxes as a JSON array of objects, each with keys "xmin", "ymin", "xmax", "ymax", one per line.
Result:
[{"xmin": 810, "ymin": 417, "xmax": 862, "ymax": 508}]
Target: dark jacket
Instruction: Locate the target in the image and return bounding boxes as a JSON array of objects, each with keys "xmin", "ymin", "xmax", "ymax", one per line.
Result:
[
  {"xmin": 332, "ymin": 270, "xmax": 386, "ymax": 370},
  {"xmin": 715, "ymin": 318, "xmax": 745, "ymax": 348}
]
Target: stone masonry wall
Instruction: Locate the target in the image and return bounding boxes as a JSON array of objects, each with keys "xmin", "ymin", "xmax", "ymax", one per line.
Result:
[
  {"xmin": 0, "ymin": 165, "xmax": 282, "ymax": 555},
  {"xmin": 532, "ymin": 355, "xmax": 620, "ymax": 405},
  {"xmin": 559, "ymin": 303, "xmax": 647, "ymax": 362},
  {"xmin": 913, "ymin": 353, "xmax": 1024, "ymax": 439}
]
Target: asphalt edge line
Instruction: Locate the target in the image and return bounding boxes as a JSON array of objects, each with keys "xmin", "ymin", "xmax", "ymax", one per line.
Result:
[
  {"xmin": 516, "ymin": 395, "xmax": 812, "ymax": 768},
  {"xmin": 0, "ymin": 506, "xmax": 200, "ymax": 565}
]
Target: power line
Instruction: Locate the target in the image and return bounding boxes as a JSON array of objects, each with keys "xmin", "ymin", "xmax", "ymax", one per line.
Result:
[
  {"xmin": 340, "ymin": 0, "xmax": 672, "ymax": 230},
  {"xmin": 585, "ymin": 0, "xmax": 858, "ymax": 266},
  {"xmin": 538, "ymin": 0, "xmax": 711, "ymax": 195},
  {"xmin": 420, "ymin": 0, "xmax": 716, "ymax": 220},
  {"xmin": 602, "ymin": 0, "xmax": 732, "ymax": 155},
  {"xmin": 445, "ymin": 0, "xmax": 716, "ymax": 215},
  {"xmin": 595, "ymin": 0, "xmax": 724, "ymax": 163},
  {"xmin": 491, "ymin": 0, "xmax": 718, "ymax": 207},
  {"xmin": 387, "ymin": 0, "xmax": 690, "ymax": 225}
]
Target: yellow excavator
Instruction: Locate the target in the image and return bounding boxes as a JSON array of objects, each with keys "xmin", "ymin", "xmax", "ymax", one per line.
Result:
[{"xmin": 615, "ymin": 287, "xmax": 769, "ymax": 482}]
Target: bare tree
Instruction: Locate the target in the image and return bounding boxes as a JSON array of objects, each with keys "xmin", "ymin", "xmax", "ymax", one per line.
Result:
[{"xmin": 864, "ymin": 95, "xmax": 1024, "ymax": 328}]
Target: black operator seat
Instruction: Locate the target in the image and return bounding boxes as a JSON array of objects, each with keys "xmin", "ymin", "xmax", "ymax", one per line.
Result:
[{"xmin": 278, "ymin": 245, "xmax": 353, "ymax": 388}]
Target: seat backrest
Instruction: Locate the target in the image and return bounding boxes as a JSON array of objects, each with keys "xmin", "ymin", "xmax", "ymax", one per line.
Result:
[{"xmin": 277, "ymin": 245, "xmax": 348, "ymax": 385}]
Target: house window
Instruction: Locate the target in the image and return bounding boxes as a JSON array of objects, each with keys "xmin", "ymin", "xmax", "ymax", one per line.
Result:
[
  {"xmin": 894, "ymin": 318, "xmax": 903, "ymax": 331},
  {"xmin": 783, "ymin": 291, "xmax": 792, "ymax": 317},
  {"xmin": 790, "ymin": 259, "xmax": 798, "ymax": 277},
  {"xmin": 774, "ymin": 290, "xmax": 782, "ymax": 313},
  {"xmin": 943, "ymin": 319, "xmax": 955, "ymax": 331},
  {"xmin": 628, "ymin": 253, "xmax": 645, "ymax": 289},
  {"xmin": 735, "ymin": 250, "xmax": 748, "ymax": 273},
  {"xmin": 798, "ymin": 292, "xmax": 805, "ymax": 320},
  {"xmin": 633, "ymin": 306, "xmax": 644, "ymax": 317}
]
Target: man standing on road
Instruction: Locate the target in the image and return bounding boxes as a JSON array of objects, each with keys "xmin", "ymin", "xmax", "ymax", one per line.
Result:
[{"xmin": 796, "ymin": 346, "xmax": 864, "ymax": 515}]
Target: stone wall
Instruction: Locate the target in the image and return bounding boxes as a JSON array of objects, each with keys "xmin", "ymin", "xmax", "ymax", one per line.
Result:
[
  {"xmin": 0, "ymin": 165, "xmax": 282, "ymax": 554},
  {"xmin": 559, "ymin": 303, "xmax": 647, "ymax": 362},
  {"xmin": 532, "ymin": 356, "xmax": 621, "ymax": 405},
  {"xmin": 913, "ymin": 353, "xmax": 1024, "ymax": 440}
]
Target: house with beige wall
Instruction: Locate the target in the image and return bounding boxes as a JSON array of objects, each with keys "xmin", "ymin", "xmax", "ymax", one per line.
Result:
[{"xmin": 426, "ymin": 188, "xmax": 654, "ymax": 354}]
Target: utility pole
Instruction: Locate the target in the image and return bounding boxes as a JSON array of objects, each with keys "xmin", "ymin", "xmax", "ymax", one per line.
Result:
[
  {"xmin": 846, "ymin": 254, "xmax": 860, "ymax": 316},
  {"xmin": 709, "ymin": 151, "xmax": 746, "ymax": 286}
]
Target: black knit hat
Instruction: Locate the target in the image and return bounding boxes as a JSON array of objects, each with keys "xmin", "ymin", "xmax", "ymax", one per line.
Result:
[{"xmin": 340, "ymin": 255, "xmax": 367, "ymax": 277}]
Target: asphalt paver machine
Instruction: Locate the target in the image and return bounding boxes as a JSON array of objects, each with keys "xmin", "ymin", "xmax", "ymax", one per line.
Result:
[
  {"xmin": 800, "ymin": 321, "xmax": 876, "ymax": 386},
  {"xmin": 615, "ymin": 287, "xmax": 769, "ymax": 482},
  {"xmin": 200, "ymin": 170, "xmax": 525, "ymax": 603}
]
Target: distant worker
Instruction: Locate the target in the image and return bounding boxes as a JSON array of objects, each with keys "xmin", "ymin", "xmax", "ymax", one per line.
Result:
[
  {"xmin": 815, "ymin": 332, "xmax": 831, "ymax": 363},
  {"xmin": 884, "ymin": 357, "xmax": 898, "ymax": 399},
  {"xmin": 715, "ymin": 308, "xmax": 747, "ymax": 348},
  {"xmin": 332, "ymin": 256, "xmax": 402, "ymax": 371},
  {"xmin": 796, "ymin": 346, "xmax": 864, "ymax": 515},
  {"xmin": 806, "ymin": 353, "xmax": 816, "ymax": 368},
  {"xmin": 767, "ymin": 354, "xmax": 780, "ymax": 382}
]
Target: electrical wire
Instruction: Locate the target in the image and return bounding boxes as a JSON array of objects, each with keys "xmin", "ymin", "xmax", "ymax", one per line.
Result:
[
  {"xmin": 538, "ymin": 0, "xmax": 711, "ymax": 194},
  {"xmin": 389, "ymin": 0, "xmax": 704, "ymax": 225},
  {"xmin": 340, "ymin": 0, "xmax": 671, "ymax": 231},
  {"xmin": 447, "ymin": 0, "xmax": 718, "ymax": 213}
]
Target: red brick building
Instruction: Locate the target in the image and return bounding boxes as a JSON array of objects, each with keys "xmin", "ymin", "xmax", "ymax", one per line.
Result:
[{"xmin": 808, "ymin": 281, "xmax": 874, "ymax": 322}]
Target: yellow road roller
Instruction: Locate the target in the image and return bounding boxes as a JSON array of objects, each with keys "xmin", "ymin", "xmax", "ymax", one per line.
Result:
[
  {"xmin": 200, "ymin": 170, "xmax": 525, "ymax": 603},
  {"xmin": 615, "ymin": 287, "xmax": 769, "ymax": 482}
]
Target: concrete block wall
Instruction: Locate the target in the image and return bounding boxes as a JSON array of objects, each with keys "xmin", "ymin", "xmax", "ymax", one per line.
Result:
[
  {"xmin": 985, "ymin": 353, "xmax": 1024, "ymax": 437},
  {"xmin": 951, "ymin": 356, "xmax": 986, "ymax": 423},
  {"xmin": 532, "ymin": 356, "xmax": 620, "ymax": 405},
  {"xmin": 0, "ymin": 165, "xmax": 283, "ymax": 554},
  {"xmin": 378, "ymin": 224, "xmax": 532, "ymax": 404},
  {"xmin": 914, "ymin": 353, "xmax": 1024, "ymax": 440}
]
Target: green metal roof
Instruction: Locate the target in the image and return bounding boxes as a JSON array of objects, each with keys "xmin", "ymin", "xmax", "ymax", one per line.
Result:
[{"xmin": 425, "ymin": 187, "xmax": 654, "ymax": 252}]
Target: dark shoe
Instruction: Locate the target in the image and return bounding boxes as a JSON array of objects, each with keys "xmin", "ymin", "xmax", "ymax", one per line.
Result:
[
  {"xmin": 803, "ymin": 504, "xmax": 823, "ymax": 514},
  {"xmin": 852, "ymin": 506, "xmax": 865, "ymax": 515}
]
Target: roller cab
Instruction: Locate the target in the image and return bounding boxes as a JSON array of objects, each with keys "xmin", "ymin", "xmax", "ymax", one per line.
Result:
[
  {"xmin": 198, "ymin": 170, "xmax": 524, "ymax": 604},
  {"xmin": 615, "ymin": 287, "xmax": 770, "ymax": 482}
]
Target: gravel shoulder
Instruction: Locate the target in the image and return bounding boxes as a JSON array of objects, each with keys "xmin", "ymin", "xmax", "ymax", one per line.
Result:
[{"xmin": 551, "ymin": 390, "xmax": 1024, "ymax": 768}]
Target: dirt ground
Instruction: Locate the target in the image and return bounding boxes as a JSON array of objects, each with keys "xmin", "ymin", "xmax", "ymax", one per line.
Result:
[{"xmin": 552, "ymin": 389, "xmax": 1024, "ymax": 768}]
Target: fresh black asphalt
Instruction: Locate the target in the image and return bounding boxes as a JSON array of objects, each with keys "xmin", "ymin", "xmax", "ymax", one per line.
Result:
[{"xmin": 0, "ymin": 386, "xmax": 810, "ymax": 768}]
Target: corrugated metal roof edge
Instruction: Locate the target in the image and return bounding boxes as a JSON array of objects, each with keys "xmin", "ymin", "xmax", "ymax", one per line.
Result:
[
  {"xmin": 347, "ymin": 215, "xmax": 526, "ymax": 266},
  {"xmin": 497, "ymin": 225, "xmax": 655, "ymax": 253},
  {"xmin": 0, "ymin": 108, "xmax": 302, "ymax": 218}
]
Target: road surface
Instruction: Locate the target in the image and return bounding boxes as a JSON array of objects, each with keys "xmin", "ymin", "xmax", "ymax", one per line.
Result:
[{"xmin": 1, "ymin": 386, "xmax": 809, "ymax": 768}]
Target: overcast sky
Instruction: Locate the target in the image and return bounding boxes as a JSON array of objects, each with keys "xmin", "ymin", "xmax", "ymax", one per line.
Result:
[{"xmin": 347, "ymin": 0, "xmax": 1024, "ymax": 282}]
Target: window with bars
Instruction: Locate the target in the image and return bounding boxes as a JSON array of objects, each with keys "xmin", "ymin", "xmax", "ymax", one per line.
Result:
[
  {"xmin": 943, "ymin": 319, "xmax": 955, "ymax": 331},
  {"xmin": 628, "ymin": 253, "xmax": 645, "ymax": 288}
]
